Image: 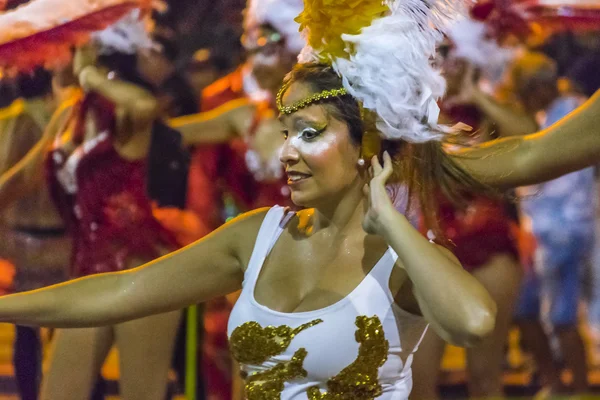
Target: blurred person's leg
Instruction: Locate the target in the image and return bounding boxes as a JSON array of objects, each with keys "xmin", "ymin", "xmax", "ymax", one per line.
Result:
[
  {"xmin": 5, "ymin": 228, "xmax": 72, "ymax": 400},
  {"xmin": 541, "ymin": 231, "xmax": 592, "ymax": 393},
  {"xmin": 466, "ymin": 254, "xmax": 522, "ymax": 399},
  {"xmin": 587, "ymin": 212, "xmax": 600, "ymax": 364},
  {"xmin": 514, "ymin": 264, "xmax": 564, "ymax": 392},
  {"xmin": 41, "ymin": 327, "xmax": 113, "ymax": 400},
  {"xmin": 116, "ymin": 310, "xmax": 182, "ymax": 400}
]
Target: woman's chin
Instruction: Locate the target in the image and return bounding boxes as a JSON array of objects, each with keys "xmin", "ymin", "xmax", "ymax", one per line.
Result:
[
  {"xmin": 290, "ymin": 193, "xmax": 307, "ymax": 207},
  {"xmin": 290, "ymin": 191, "xmax": 315, "ymax": 208},
  {"xmin": 290, "ymin": 191, "xmax": 329, "ymax": 209}
]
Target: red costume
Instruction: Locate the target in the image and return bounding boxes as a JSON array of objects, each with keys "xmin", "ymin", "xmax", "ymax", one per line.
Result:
[
  {"xmin": 435, "ymin": 104, "xmax": 519, "ymax": 272},
  {"xmin": 47, "ymin": 94, "xmax": 178, "ymax": 277},
  {"xmin": 436, "ymin": 194, "xmax": 519, "ymax": 271}
]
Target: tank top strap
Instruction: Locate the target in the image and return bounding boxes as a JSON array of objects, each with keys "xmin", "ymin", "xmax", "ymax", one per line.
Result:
[
  {"xmin": 367, "ymin": 246, "xmax": 431, "ymax": 376},
  {"xmin": 386, "ymin": 247, "xmax": 431, "ymax": 356},
  {"xmin": 400, "ymin": 324, "xmax": 430, "ymax": 376},
  {"xmin": 243, "ymin": 206, "xmax": 294, "ymax": 287},
  {"xmin": 365, "ymin": 246, "xmax": 400, "ymax": 290}
]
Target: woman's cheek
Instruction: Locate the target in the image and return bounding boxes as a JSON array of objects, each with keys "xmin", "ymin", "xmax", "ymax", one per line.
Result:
[{"xmin": 291, "ymin": 135, "xmax": 338, "ymax": 160}]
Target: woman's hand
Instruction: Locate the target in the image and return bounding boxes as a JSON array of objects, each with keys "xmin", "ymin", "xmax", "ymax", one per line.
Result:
[
  {"xmin": 73, "ymin": 44, "xmax": 98, "ymax": 78},
  {"xmin": 362, "ymin": 152, "xmax": 398, "ymax": 235}
]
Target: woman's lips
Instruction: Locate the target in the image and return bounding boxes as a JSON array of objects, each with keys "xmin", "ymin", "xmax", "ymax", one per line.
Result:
[{"xmin": 286, "ymin": 172, "xmax": 311, "ymax": 185}]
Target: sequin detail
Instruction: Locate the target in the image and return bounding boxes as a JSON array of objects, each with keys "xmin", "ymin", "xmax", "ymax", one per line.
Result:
[
  {"xmin": 230, "ymin": 319, "xmax": 323, "ymax": 400},
  {"xmin": 307, "ymin": 316, "xmax": 389, "ymax": 400},
  {"xmin": 245, "ymin": 348, "xmax": 308, "ymax": 400},
  {"xmin": 230, "ymin": 319, "xmax": 323, "ymax": 364},
  {"xmin": 277, "ymin": 84, "xmax": 349, "ymax": 115}
]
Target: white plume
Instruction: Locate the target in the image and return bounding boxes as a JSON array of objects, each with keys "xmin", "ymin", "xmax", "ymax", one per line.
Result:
[
  {"xmin": 93, "ymin": 9, "xmax": 157, "ymax": 55},
  {"xmin": 301, "ymin": 0, "xmax": 474, "ymax": 142},
  {"xmin": 447, "ymin": 17, "xmax": 516, "ymax": 78}
]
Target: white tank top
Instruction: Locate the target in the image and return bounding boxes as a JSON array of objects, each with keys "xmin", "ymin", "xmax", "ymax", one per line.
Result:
[{"xmin": 228, "ymin": 206, "xmax": 429, "ymax": 400}]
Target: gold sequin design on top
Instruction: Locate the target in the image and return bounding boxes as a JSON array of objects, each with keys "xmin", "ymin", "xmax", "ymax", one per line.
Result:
[
  {"xmin": 307, "ymin": 316, "xmax": 389, "ymax": 400},
  {"xmin": 245, "ymin": 348, "xmax": 308, "ymax": 400},
  {"xmin": 230, "ymin": 316, "xmax": 388, "ymax": 400},
  {"xmin": 229, "ymin": 319, "xmax": 323, "ymax": 364},
  {"xmin": 230, "ymin": 319, "xmax": 323, "ymax": 400}
]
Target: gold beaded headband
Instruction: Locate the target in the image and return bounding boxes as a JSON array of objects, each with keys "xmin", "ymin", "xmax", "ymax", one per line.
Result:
[{"xmin": 276, "ymin": 83, "xmax": 349, "ymax": 115}]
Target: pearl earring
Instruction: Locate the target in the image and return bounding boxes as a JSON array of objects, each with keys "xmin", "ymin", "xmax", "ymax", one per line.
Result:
[{"xmin": 357, "ymin": 158, "xmax": 365, "ymax": 167}]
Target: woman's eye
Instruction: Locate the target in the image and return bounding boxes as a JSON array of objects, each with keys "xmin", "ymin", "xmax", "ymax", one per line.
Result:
[{"xmin": 301, "ymin": 128, "xmax": 322, "ymax": 141}]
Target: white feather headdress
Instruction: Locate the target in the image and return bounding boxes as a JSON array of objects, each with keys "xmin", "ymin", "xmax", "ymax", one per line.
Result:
[
  {"xmin": 446, "ymin": 17, "xmax": 517, "ymax": 88},
  {"xmin": 93, "ymin": 8, "xmax": 157, "ymax": 55},
  {"xmin": 296, "ymin": 0, "xmax": 474, "ymax": 142}
]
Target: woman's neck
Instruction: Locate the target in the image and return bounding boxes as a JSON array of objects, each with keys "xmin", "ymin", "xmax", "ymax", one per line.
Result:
[{"xmin": 308, "ymin": 178, "xmax": 367, "ymax": 236}]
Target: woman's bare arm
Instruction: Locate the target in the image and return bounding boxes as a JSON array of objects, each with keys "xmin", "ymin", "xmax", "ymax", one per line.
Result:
[
  {"xmin": 365, "ymin": 154, "xmax": 496, "ymax": 347},
  {"xmin": 450, "ymin": 89, "xmax": 600, "ymax": 189},
  {"xmin": 169, "ymin": 99, "xmax": 257, "ymax": 145},
  {"xmin": 385, "ymin": 214, "xmax": 496, "ymax": 347},
  {"xmin": 0, "ymin": 208, "xmax": 269, "ymax": 328},
  {"xmin": 0, "ymin": 101, "xmax": 74, "ymax": 209},
  {"xmin": 470, "ymin": 88, "xmax": 538, "ymax": 137},
  {"xmin": 77, "ymin": 65, "xmax": 158, "ymax": 160},
  {"xmin": 448, "ymin": 65, "xmax": 538, "ymax": 137}
]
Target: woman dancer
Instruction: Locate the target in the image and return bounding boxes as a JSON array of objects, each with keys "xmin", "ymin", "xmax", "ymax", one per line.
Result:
[
  {"xmin": 0, "ymin": 1, "xmax": 600, "ymax": 399},
  {"xmin": 0, "ymin": 14, "xmax": 186, "ymax": 398},
  {"xmin": 42, "ymin": 42, "xmax": 185, "ymax": 400},
  {"xmin": 0, "ymin": 69, "xmax": 73, "ymax": 400}
]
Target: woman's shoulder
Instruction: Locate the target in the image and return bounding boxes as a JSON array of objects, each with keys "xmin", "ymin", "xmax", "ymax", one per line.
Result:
[
  {"xmin": 224, "ymin": 206, "xmax": 286, "ymax": 270},
  {"xmin": 227, "ymin": 206, "xmax": 289, "ymax": 239}
]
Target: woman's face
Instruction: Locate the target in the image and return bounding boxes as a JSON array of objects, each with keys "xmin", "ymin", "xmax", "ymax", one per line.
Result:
[
  {"xmin": 245, "ymin": 26, "xmax": 296, "ymax": 93},
  {"xmin": 278, "ymin": 81, "xmax": 362, "ymax": 207}
]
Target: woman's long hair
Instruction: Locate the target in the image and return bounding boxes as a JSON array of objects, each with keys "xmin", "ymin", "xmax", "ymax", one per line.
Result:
[{"xmin": 284, "ymin": 63, "xmax": 499, "ymax": 239}]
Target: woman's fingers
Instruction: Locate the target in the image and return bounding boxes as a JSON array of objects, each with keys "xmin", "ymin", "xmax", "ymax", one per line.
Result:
[
  {"xmin": 363, "ymin": 183, "xmax": 370, "ymax": 197},
  {"xmin": 381, "ymin": 151, "xmax": 393, "ymax": 180},
  {"xmin": 371, "ymin": 155, "xmax": 382, "ymax": 175},
  {"xmin": 370, "ymin": 152, "xmax": 393, "ymax": 183}
]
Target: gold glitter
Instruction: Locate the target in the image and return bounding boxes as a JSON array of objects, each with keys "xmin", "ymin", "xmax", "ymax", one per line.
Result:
[
  {"xmin": 277, "ymin": 83, "xmax": 349, "ymax": 115},
  {"xmin": 230, "ymin": 315, "xmax": 389, "ymax": 400},
  {"xmin": 245, "ymin": 348, "xmax": 308, "ymax": 400},
  {"xmin": 307, "ymin": 316, "xmax": 389, "ymax": 400},
  {"xmin": 230, "ymin": 319, "xmax": 322, "ymax": 400},
  {"xmin": 230, "ymin": 319, "xmax": 323, "ymax": 364}
]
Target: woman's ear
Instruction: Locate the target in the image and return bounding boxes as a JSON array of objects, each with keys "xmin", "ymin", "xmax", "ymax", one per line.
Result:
[{"xmin": 361, "ymin": 129, "xmax": 381, "ymax": 161}]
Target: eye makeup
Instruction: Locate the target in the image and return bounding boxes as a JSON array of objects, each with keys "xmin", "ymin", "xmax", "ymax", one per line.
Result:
[
  {"xmin": 281, "ymin": 117, "xmax": 327, "ymax": 140},
  {"xmin": 287, "ymin": 123, "xmax": 339, "ymax": 157},
  {"xmin": 299, "ymin": 125, "xmax": 326, "ymax": 141}
]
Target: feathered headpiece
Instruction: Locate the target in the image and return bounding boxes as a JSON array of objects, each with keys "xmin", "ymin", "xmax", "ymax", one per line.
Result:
[
  {"xmin": 446, "ymin": 16, "xmax": 516, "ymax": 80},
  {"xmin": 92, "ymin": 8, "xmax": 158, "ymax": 55},
  {"xmin": 0, "ymin": 0, "xmax": 158, "ymax": 73},
  {"xmin": 284, "ymin": 0, "xmax": 474, "ymax": 143},
  {"xmin": 243, "ymin": 0, "xmax": 305, "ymax": 53}
]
